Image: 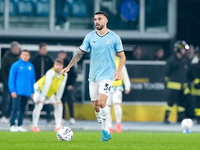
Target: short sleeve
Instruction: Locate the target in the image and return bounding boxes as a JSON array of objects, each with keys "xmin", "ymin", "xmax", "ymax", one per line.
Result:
[
  {"xmin": 115, "ymin": 36, "xmax": 124, "ymax": 53},
  {"xmin": 79, "ymin": 34, "xmax": 90, "ymax": 52}
]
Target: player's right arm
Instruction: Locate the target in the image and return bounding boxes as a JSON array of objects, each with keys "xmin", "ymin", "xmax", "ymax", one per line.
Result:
[
  {"xmin": 61, "ymin": 50, "xmax": 85, "ymax": 76},
  {"xmin": 122, "ymin": 65, "xmax": 131, "ymax": 94},
  {"xmin": 62, "ymin": 33, "xmax": 91, "ymax": 76},
  {"xmin": 8, "ymin": 64, "xmax": 17, "ymax": 98}
]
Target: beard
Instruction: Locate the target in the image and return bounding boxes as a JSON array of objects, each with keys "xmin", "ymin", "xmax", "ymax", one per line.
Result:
[{"xmin": 95, "ymin": 24, "xmax": 104, "ymax": 30}]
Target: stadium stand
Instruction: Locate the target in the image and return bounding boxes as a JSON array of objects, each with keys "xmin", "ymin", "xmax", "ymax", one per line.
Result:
[
  {"xmin": 18, "ymin": 0, "xmax": 35, "ymax": 16},
  {"xmin": 0, "ymin": 0, "xmax": 17, "ymax": 16},
  {"xmin": 36, "ymin": 0, "xmax": 49, "ymax": 17}
]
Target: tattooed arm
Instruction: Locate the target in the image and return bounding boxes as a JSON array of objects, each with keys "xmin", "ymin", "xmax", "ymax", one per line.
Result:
[{"xmin": 61, "ymin": 50, "xmax": 85, "ymax": 76}]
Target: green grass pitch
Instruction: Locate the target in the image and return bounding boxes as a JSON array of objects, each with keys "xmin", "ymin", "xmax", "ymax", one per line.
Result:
[{"xmin": 0, "ymin": 130, "xmax": 200, "ymax": 150}]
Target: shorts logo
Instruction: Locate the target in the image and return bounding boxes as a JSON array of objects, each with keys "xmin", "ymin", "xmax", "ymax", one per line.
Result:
[{"xmin": 104, "ymin": 83, "xmax": 111, "ymax": 93}]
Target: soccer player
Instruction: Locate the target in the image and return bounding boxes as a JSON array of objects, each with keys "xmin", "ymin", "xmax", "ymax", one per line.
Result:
[
  {"xmin": 62, "ymin": 11, "xmax": 126, "ymax": 142},
  {"xmin": 8, "ymin": 50, "xmax": 35, "ymax": 132},
  {"xmin": 107, "ymin": 56, "xmax": 131, "ymax": 133},
  {"xmin": 32, "ymin": 58, "xmax": 67, "ymax": 132}
]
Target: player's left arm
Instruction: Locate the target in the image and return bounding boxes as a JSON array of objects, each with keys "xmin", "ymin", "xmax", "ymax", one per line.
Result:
[
  {"xmin": 56, "ymin": 74, "xmax": 68, "ymax": 100},
  {"xmin": 61, "ymin": 50, "xmax": 85, "ymax": 76},
  {"xmin": 40, "ymin": 70, "xmax": 54, "ymax": 101},
  {"xmin": 114, "ymin": 51, "xmax": 126, "ymax": 81},
  {"xmin": 122, "ymin": 65, "xmax": 131, "ymax": 94}
]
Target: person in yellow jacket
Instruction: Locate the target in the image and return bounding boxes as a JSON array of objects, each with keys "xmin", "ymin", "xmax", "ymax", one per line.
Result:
[
  {"xmin": 107, "ymin": 56, "xmax": 131, "ymax": 133},
  {"xmin": 187, "ymin": 48, "xmax": 200, "ymax": 123},
  {"xmin": 164, "ymin": 41, "xmax": 189, "ymax": 124},
  {"xmin": 32, "ymin": 58, "xmax": 67, "ymax": 132}
]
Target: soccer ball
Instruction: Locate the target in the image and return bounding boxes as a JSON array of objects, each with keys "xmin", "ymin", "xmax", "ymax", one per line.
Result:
[
  {"xmin": 57, "ymin": 127, "xmax": 73, "ymax": 141},
  {"xmin": 181, "ymin": 118, "xmax": 193, "ymax": 133}
]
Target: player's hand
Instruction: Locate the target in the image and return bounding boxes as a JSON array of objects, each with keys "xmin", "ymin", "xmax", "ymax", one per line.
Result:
[
  {"xmin": 11, "ymin": 92, "xmax": 17, "ymax": 98},
  {"xmin": 125, "ymin": 89, "xmax": 130, "ymax": 94},
  {"xmin": 67, "ymin": 85, "xmax": 74, "ymax": 91},
  {"xmin": 61, "ymin": 66, "xmax": 70, "ymax": 76},
  {"xmin": 114, "ymin": 70, "xmax": 121, "ymax": 81},
  {"xmin": 31, "ymin": 94, "xmax": 34, "ymax": 99}
]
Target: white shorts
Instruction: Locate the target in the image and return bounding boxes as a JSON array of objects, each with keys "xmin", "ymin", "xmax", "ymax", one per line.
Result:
[
  {"xmin": 107, "ymin": 87, "xmax": 122, "ymax": 105},
  {"xmin": 89, "ymin": 80, "xmax": 113, "ymax": 101},
  {"xmin": 33, "ymin": 83, "xmax": 61, "ymax": 104}
]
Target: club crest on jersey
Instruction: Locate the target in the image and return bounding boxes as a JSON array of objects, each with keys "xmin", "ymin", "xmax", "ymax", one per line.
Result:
[
  {"xmin": 106, "ymin": 39, "xmax": 111, "ymax": 44},
  {"xmin": 28, "ymin": 66, "xmax": 32, "ymax": 70}
]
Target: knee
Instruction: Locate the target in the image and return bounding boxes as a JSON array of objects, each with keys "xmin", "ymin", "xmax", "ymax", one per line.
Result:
[
  {"xmin": 98, "ymin": 100, "xmax": 106, "ymax": 108},
  {"xmin": 93, "ymin": 102, "xmax": 100, "ymax": 112},
  {"xmin": 57, "ymin": 102, "xmax": 63, "ymax": 107},
  {"xmin": 53, "ymin": 102, "xmax": 63, "ymax": 108},
  {"xmin": 93, "ymin": 105, "xmax": 99, "ymax": 112},
  {"xmin": 12, "ymin": 106, "xmax": 19, "ymax": 112},
  {"xmin": 114, "ymin": 104, "xmax": 121, "ymax": 111},
  {"xmin": 34, "ymin": 103, "xmax": 43, "ymax": 111},
  {"xmin": 114, "ymin": 104, "xmax": 121, "ymax": 108},
  {"xmin": 38, "ymin": 100, "xmax": 44, "ymax": 104}
]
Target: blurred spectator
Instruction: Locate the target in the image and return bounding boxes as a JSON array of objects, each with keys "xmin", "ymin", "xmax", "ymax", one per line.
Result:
[
  {"xmin": 0, "ymin": 41, "xmax": 21, "ymax": 124},
  {"xmin": 107, "ymin": 56, "xmax": 131, "ymax": 133},
  {"xmin": 55, "ymin": 0, "xmax": 70, "ymax": 30},
  {"xmin": 131, "ymin": 46, "xmax": 144, "ymax": 60},
  {"xmin": 187, "ymin": 45, "xmax": 198, "ymax": 64},
  {"xmin": 153, "ymin": 47, "xmax": 165, "ymax": 60},
  {"xmin": 57, "ymin": 51, "xmax": 77, "ymax": 125},
  {"xmin": 187, "ymin": 48, "xmax": 200, "ymax": 123},
  {"xmin": 32, "ymin": 58, "xmax": 67, "ymax": 132},
  {"xmin": 163, "ymin": 40, "xmax": 189, "ymax": 124},
  {"xmin": 8, "ymin": 50, "xmax": 35, "ymax": 132},
  {"xmin": 31, "ymin": 42, "xmax": 54, "ymax": 122},
  {"xmin": 184, "ymin": 45, "xmax": 199, "ymax": 119},
  {"xmin": 31, "ymin": 43, "xmax": 54, "ymax": 81},
  {"xmin": 0, "ymin": 69, "xmax": 2, "ymax": 116}
]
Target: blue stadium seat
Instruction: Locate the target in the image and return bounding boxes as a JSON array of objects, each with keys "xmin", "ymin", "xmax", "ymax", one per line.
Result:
[
  {"xmin": 36, "ymin": 0, "xmax": 49, "ymax": 17},
  {"xmin": 62, "ymin": 2, "xmax": 70, "ymax": 17},
  {"xmin": 0, "ymin": 0, "xmax": 17, "ymax": 16},
  {"xmin": 72, "ymin": 1, "xmax": 88, "ymax": 18},
  {"xmin": 0, "ymin": 0, "xmax": 3, "ymax": 15},
  {"xmin": 17, "ymin": 0, "xmax": 35, "ymax": 16}
]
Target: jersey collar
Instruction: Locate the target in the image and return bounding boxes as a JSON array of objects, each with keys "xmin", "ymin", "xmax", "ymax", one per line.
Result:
[{"xmin": 95, "ymin": 30, "xmax": 110, "ymax": 37}]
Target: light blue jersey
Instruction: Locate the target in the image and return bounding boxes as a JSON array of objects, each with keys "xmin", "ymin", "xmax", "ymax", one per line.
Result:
[{"xmin": 80, "ymin": 30, "xmax": 124, "ymax": 81}]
